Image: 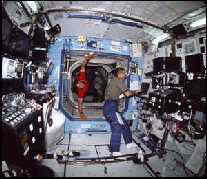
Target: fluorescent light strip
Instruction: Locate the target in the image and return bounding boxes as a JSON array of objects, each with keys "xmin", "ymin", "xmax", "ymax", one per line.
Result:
[
  {"xmin": 26, "ymin": 1, "xmax": 37, "ymax": 12},
  {"xmin": 190, "ymin": 17, "xmax": 206, "ymax": 28},
  {"xmin": 152, "ymin": 33, "xmax": 169, "ymax": 45},
  {"xmin": 91, "ymin": 8, "xmax": 106, "ymax": 11}
]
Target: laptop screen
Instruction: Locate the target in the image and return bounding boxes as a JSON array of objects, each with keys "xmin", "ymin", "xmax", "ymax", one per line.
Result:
[{"xmin": 141, "ymin": 82, "xmax": 150, "ymax": 95}]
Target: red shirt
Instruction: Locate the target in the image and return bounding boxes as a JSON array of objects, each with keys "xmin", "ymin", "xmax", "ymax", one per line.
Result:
[{"xmin": 76, "ymin": 71, "xmax": 90, "ymax": 98}]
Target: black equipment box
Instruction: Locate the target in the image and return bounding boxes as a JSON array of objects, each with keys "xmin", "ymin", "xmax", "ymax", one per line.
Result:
[
  {"xmin": 2, "ymin": 78, "xmax": 25, "ymax": 95},
  {"xmin": 2, "ymin": 7, "xmax": 13, "ymax": 53},
  {"xmin": 2, "ymin": 109, "xmax": 46, "ymax": 159},
  {"xmin": 185, "ymin": 78, "xmax": 206, "ymax": 99},
  {"xmin": 185, "ymin": 53, "xmax": 204, "ymax": 73},
  {"xmin": 2, "ymin": 91, "xmax": 46, "ymax": 160},
  {"xmin": 149, "ymin": 88, "xmax": 183, "ymax": 114},
  {"xmin": 153, "ymin": 57, "xmax": 182, "ymax": 74},
  {"xmin": 153, "ymin": 57, "xmax": 165, "ymax": 73},
  {"xmin": 8, "ymin": 26, "xmax": 30, "ymax": 58},
  {"xmin": 2, "ymin": 7, "xmax": 30, "ymax": 58},
  {"xmin": 31, "ymin": 50, "xmax": 48, "ymax": 65},
  {"xmin": 31, "ymin": 26, "xmax": 47, "ymax": 49},
  {"xmin": 165, "ymin": 57, "xmax": 182, "ymax": 72}
]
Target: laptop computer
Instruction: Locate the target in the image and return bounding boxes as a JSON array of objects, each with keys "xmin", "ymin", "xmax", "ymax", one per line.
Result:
[{"xmin": 140, "ymin": 82, "xmax": 150, "ymax": 95}]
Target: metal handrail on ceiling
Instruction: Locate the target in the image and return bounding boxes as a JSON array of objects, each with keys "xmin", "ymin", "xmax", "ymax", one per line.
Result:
[
  {"xmin": 66, "ymin": 14, "xmax": 143, "ymax": 28},
  {"xmin": 38, "ymin": 7, "xmax": 165, "ymax": 31}
]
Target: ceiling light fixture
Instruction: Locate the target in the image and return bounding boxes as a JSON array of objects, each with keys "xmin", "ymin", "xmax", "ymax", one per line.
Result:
[
  {"xmin": 91, "ymin": 8, "xmax": 106, "ymax": 11},
  {"xmin": 190, "ymin": 17, "xmax": 206, "ymax": 28},
  {"xmin": 26, "ymin": 1, "xmax": 37, "ymax": 13},
  {"xmin": 152, "ymin": 33, "xmax": 169, "ymax": 45}
]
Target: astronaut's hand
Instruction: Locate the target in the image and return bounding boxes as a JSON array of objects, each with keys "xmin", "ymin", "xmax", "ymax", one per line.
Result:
[
  {"xmin": 119, "ymin": 90, "xmax": 134, "ymax": 99},
  {"xmin": 88, "ymin": 52, "xmax": 96, "ymax": 58},
  {"xmin": 34, "ymin": 153, "xmax": 43, "ymax": 161},
  {"xmin": 131, "ymin": 90, "xmax": 142, "ymax": 97},
  {"xmin": 124, "ymin": 90, "xmax": 132, "ymax": 97},
  {"xmin": 84, "ymin": 52, "xmax": 96, "ymax": 61}
]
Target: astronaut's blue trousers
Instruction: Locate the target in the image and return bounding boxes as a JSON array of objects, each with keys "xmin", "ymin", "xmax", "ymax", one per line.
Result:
[{"xmin": 103, "ymin": 100, "xmax": 133, "ymax": 152}]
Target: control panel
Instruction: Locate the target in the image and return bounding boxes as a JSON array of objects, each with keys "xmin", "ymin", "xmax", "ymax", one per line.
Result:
[
  {"xmin": 2, "ymin": 92, "xmax": 45, "ymax": 158},
  {"xmin": 2, "ymin": 93, "xmax": 40, "ymax": 127},
  {"xmin": 64, "ymin": 36, "xmax": 130, "ymax": 56}
]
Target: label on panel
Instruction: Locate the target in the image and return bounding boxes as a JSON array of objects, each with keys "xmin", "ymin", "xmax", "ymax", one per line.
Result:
[
  {"xmin": 130, "ymin": 81, "xmax": 141, "ymax": 91},
  {"xmin": 81, "ymin": 123, "xmax": 91, "ymax": 128},
  {"xmin": 132, "ymin": 43, "xmax": 142, "ymax": 57}
]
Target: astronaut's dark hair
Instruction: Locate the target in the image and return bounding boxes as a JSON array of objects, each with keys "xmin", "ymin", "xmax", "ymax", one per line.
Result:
[{"xmin": 114, "ymin": 67, "xmax": 125, "ymax": 77}]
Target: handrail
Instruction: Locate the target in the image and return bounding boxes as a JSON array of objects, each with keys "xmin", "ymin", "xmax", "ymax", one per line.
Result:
[{"xmin": 39, "ymin": 7, "xmax": 164, "ymax": 31}]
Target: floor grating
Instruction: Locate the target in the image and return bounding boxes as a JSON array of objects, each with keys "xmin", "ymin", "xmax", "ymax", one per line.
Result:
[{"xmin": 41, "ymin": 132, "xmax": 198, "ymax": 177}]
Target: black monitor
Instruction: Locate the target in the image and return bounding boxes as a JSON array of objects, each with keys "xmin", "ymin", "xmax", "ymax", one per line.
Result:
[
  {"xmin": 141, "ymin": 82, "xmax": 150, "ymax": 95},
  {"xmin": 165, "ymin": 57, "xmax": 182, "ymax": 72},
  {"xmin": 186, "ymin": 78, "xmax": 206, "ymax": 98},
  {"xmin": 31, "ymin": 50, "xmax": 47, "ymax": 65},
  {"xmin": 153, "ymin": 57, "xmax": 165, "ymax": 73},
  {"xmin": 185, "ymin": 53, "xmax": 204, "ymax": 73}
]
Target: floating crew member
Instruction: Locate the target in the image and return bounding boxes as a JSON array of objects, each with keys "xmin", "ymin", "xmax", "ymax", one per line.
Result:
[
  {"xmin": 103, "ymin": 67, "xmax": 140, "ymax": 156},
  {"xmin": 75, "ymin": 52, "xmax": 96, "ymax": 120}
]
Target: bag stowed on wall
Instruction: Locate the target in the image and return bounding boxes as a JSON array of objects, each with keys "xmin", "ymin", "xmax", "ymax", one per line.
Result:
[{"xmin": 2, "ymin": 8, "xmax": 13, "ymax": 52}]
